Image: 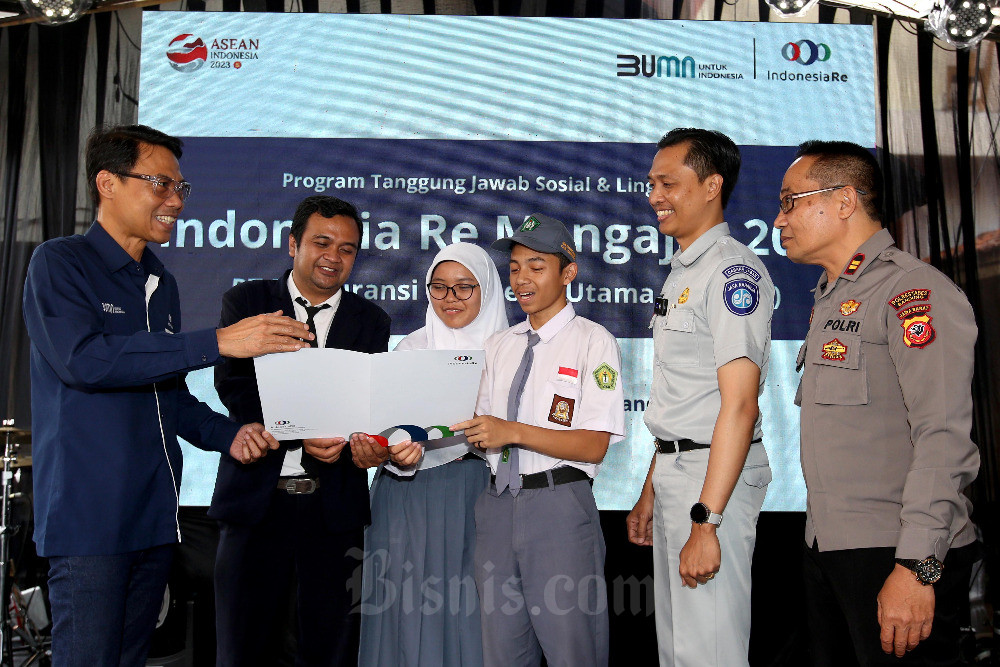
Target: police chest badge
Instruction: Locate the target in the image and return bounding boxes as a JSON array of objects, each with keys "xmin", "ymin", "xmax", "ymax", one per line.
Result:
[
  {"xmin": 723, "ymin": 278, "xmax": 759, "ymax": 316},
  {"xmin": 821, "ymin": 338, "xmax": 847, "ymax": 361},
  {"xmin": 902, "ymin": 314, "xmax": 936, "ymax": 348},
  {"xmin": 840, "ymin": 300, "xmax": 861, "ymax": 316},
  {"xmin": 678, "ymin": 287, "xmax": 690, "ymax": 304},
  {"xmin": 548, "ymin": 395, "xmax": 576, "ymax": 426}
]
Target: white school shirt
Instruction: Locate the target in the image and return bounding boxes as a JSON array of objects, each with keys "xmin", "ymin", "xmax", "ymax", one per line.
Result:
[
  {"xmin": 281, "ymin": 274, "xmax": 342, "ymax": 477},
  {"xmin": 475, "ymin": 303, "xmax": 625, "ymax": 478}
]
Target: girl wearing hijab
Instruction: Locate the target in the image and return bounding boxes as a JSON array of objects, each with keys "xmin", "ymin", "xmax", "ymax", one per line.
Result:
[{"xmin": 359, "ymin": 242, "xmax": 510, "ymax": 667}]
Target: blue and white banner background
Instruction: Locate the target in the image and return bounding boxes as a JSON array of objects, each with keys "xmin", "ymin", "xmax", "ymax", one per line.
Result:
[{"xmin": 138, "ymin": 14, "xmax": 875, "ymax": 510}]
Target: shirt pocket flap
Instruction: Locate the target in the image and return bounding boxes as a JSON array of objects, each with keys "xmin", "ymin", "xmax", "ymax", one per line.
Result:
[
  {"xmin": 663, "ymin": 307, "xmax": 695, "ymax": 333},
  {"xmin": 809, "ymin": 333, "xmax": 869, "ymax": 406}
]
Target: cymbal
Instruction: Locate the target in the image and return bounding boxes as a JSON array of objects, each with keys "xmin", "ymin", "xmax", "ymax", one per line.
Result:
[{"xmin": 0, "ymin": 426, "xmax": 29, "ymax": 438}]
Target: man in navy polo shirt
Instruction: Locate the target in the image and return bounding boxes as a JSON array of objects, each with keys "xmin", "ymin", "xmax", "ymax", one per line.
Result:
[{"xmin": 22, "ymin": 124, "xmax": 311, "ymax": 666}]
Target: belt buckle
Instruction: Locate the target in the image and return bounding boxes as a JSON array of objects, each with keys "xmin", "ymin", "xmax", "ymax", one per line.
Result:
[
  {"xmin": 656, "ymin": 438, "xmax": 678, "ymax": 454},
  {"xmin": 284, "ymin": 478, "xmax": 317, "ymax": 494}
]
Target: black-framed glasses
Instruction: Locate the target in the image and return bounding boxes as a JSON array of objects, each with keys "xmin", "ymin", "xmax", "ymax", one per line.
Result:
[
  {"xmin": 428, "ymin": 283, "xmax": 479, "ymax": 301},
  {"xmin": 779, "ymin": 185, "xmax": 867, "ymax": 214},
  {"xmin": 118, "ymin": 172, "xmax": 192, "ymax": 202}
]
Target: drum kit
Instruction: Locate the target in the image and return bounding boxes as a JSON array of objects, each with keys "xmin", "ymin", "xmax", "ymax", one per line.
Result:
[{"xmin": 0, "ymin": 419, "xmax": 49, "ymax": 666}]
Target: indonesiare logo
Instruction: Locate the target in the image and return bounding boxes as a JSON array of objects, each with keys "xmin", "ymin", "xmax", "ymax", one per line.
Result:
[{"xmin": 166, "ymin": 34, "xmax": 207, "ymax": 72}]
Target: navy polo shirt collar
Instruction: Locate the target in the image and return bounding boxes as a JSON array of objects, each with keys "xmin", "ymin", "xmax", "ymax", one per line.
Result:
[{"xmin": 86, "ymin": 221, "xmax": 165, "ymax": 278}]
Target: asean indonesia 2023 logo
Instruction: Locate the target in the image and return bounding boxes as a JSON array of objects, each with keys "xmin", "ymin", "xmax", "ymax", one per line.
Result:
[{"xmin": 166, "ymin": 34, "xmax": 207, "ymax": 72}]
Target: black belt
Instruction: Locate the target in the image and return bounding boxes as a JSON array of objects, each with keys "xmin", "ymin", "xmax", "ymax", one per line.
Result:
[
  {"xmin": 655, "ymin": 437, "xmax": 762, "ymax": 454},
  {"xmin": 276, "ymin": 477, "xmax": 320, "ymax": 494},
  {"xmin": 490, "ymin": 465, "xmax": 591, "ymax": 490}
]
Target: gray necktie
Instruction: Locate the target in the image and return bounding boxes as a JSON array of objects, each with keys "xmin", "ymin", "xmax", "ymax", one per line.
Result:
[{"xmin": 495, "ymin": 331, "xmax": 540, "ymax": 496}]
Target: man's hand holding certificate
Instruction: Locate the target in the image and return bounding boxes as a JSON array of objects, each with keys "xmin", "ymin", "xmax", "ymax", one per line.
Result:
[{"xmin": 254, "ymin": 348, "xmax": 483, "ymax": 443}]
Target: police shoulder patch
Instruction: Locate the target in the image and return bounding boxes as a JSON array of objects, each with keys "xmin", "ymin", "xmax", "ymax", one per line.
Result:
[
  {"xmin": 723, "ymin": 278, "xmax": 759, "ymax": 316},
  {"xmin": 593, "ymin": 363, "xmax": 618, "ymax": 391},
  {"xmin": 901, "ymin": 314, "xmax": 935, "ymax": 348}
]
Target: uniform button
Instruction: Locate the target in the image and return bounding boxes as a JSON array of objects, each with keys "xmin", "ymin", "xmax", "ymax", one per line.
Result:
[
  {"xmin": 720, "ymin": 239, "xmax": 728, "ymax": 245},
  {"xmin": 201, "ymin": 354, "xmax": 208, "ymax": 362},
  {"xmin": 683, "ymin": 323, "xmax": 689, "ymax": 329},
  {"xmin": 671, "ymin": 282, "xmax": 677, "ymax": 288}
]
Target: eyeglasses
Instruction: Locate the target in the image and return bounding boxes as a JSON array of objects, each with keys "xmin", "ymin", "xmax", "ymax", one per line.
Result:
[
  {"xmin": 428, "ymin": 283, "xmax": 479, "ymax": 301},
  {"xmin": 779, "ymin": 185, "xmax": 867, "ymax": 214},
  {"xmin": 118, "ymin": 172, "xmax": 192, "ymax": 202}
]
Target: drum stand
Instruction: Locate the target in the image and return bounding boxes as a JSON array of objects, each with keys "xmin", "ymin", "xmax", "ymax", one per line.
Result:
[{"xmin": 0, "ymin": 419, "xmax": 49, "ymax": 666}]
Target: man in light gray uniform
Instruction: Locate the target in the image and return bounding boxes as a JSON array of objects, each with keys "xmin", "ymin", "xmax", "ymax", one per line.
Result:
[
  {"xmin": 775, "ymin": 140, "xmax": 979, "ymax": 666},
  {"xmin": 627, "ymin": 128, "xmax": 774, "ymax": 667}
]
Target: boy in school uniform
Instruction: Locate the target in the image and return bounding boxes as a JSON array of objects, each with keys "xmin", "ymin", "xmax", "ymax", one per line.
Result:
[{"xmin": 454, "ymin": 213, "xmax": 625, "ymax": 667}]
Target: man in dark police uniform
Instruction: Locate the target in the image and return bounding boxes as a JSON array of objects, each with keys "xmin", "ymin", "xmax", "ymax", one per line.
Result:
[
  {"xmin": 211, "ymin": 195, "xmax": 391, "ymax": 666},
  {"xmin": 22, "ymin": 124, "xmax": 310, "ymax": 665},
  {"xmin": 775, "ymin": 140, "xmax": 980, "ymax": 666}
]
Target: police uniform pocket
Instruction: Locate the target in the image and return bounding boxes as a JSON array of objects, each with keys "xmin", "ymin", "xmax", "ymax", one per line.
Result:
[
  {"xmin": 810, "ymin": 332, "xmax": 869, "ymax": 405},
  {"xmin": 656, "ymin": 307, "xmax": 699, "ymax": 367}
]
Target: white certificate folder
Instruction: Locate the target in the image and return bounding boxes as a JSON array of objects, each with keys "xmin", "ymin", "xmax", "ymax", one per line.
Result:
[{"xmin": 254, "ymin": 348, "xmax": 484, "ymax": 441}]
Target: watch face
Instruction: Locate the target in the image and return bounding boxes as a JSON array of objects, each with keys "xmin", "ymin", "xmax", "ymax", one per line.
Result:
[
  {"xmin": 690, "ymin": 503, "xmax": 709, "ymax": 523},
  {"xmin": 915, "ymin": 558, "xmax": 943, "ymax": 584}
]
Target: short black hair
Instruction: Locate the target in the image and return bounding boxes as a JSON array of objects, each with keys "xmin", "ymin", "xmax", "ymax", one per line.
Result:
[
  {"xmin": 290, "ymin": 195, "xmax": 363, "ymax": 244},
  {"xmin": 794, "ymin": 141, "xmax": 882, "ymax": 223},
  {"xmin": 657, "ymin": 128, "xmax": 741, "ymax": 209},
  {"xmin": 85, "ymin": 125, "xmax": 183, "ymax": 207}
]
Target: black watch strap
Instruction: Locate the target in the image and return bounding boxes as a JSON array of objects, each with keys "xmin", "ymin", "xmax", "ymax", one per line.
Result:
[{"xmin": 895, "ymin": 556, "xmax": 943, "ymax": 585}]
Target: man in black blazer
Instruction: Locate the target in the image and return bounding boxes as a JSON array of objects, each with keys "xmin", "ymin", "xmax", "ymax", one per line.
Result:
[{"xmin": 210, "ymin": 195, "xmax": 391, "ymax": 666}]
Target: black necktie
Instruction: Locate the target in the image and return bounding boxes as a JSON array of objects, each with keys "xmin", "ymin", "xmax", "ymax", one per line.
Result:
[{"xmin": 294, "ymin": 297, "xmax": 330, "ymax": 348}]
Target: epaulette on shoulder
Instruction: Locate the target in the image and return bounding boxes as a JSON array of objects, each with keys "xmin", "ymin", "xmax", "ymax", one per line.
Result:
[{"xmin": 879, "ymin": 247, "xmax": 928, "ymax": 273}]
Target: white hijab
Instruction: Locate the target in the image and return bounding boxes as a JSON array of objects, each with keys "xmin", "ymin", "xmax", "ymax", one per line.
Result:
[{"xmin": 398, "ymin": 243, "xmax": 509, "ymax": 351}]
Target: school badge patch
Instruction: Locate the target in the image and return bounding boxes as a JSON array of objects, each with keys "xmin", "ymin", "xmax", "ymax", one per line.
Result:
[
  {"xmin": 840, "ymin": 300, "xmax": 861, "ymax": 316},
  {"xmin": 678, "ymin": 287, "xmax": 690, "ymax": 304},
  {"xmin": 520, "ymin": 216, "xmax": 541, "ymax": 232},
  {"xmin": 548, "ymin": 395, "xmax": 576, "ymax": 426},
  {"xmin": 902, "ymin": 314, "xmax": 935, "ymax": 348},
  {"xmin": 723, "ymin": 278, "xmax": 759, "ymax": 316},
  {"xmin": 593, "ymin": 363, "xmax": 618, "ymax": 391},
  {"xmin": 821, "ymin": 338, "xmax": 847, "ymax": 361}
]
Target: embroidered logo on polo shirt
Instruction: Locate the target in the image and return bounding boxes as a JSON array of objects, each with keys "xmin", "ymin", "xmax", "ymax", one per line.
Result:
[
  {"xmin": 821, "ymin": 339, "xmax": 848, "ymax": 361},
  {"xmin": 548, "ymin": 395, "xmax": 575, "ymax": 426},
  {"xmin": 902, "ymin": 314, "xmax": 935, "ymax": 348},
  {"xmin": 722, "ymin": 264, "xmax": 762, "ymax": 282},
  {"xmin": 102, "ymin": 302, "xmax": 125, "ymax": 314},
  {"xmin": 840, "ymin": 300, "xmax": 861, "ymax": 316},
  {"xmin": 593, "ymin": 363, "xmax": 618, "ymax": 391},
  {"xmin": 844, "ymin": 254, "xmax": 865, "ymax": 275},
  {"xmin": 723, "ymin": 279, "xmax": 759, "ymax": 316},
  {"xmin": 889, "ymin": 289, "xmax": 931, "ymax": 310}
]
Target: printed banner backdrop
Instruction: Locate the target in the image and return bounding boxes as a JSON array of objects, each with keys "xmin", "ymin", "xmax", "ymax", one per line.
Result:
[{"xmin": 138, "ymin": 14, "xmax": 876, "ymax": 509}]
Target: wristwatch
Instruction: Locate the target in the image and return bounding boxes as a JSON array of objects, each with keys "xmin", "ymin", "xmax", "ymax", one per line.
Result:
[
  {"xmin": 895, "ymin": 556, "xmax": 944, "ymax": 585},
  {"xmin": 690, "ymin": 502, "xmax": 723, "ymax": 526}
]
